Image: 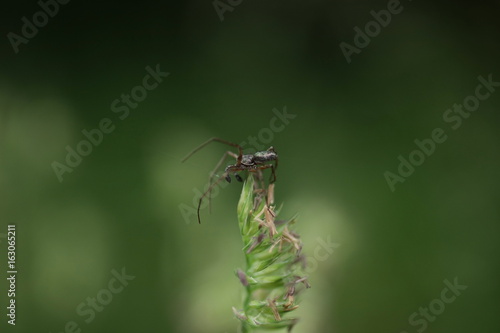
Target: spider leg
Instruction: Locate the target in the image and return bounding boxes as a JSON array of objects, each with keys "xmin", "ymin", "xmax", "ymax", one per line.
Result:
[
  {"xmin": 225, "ymin": 164, "xmax": 247, "ymax": 183},
  {"xmin": 254, "ymin": 169, "xmax": 266, "ymax": 190},
  {"xmin": 256, "ymin": 162, "xmax": 277, "ymax": 183},
  {"xmin": 198, "ymin": 164, "xmax": 246, "ymax": 224},
  {"xmin": 197, "ymin": 172, "xmax": 230, "ymax": 224},
  {"xmin": 207, "ymin": 150, "xmax": 240, "ymax": 213},
  {"xmin": 253, "ymin": 165, "xmax": 277, "ymax": 234},
  {"xmin": 181, "ymin": 137, "xmax": 243, "ymax": 164},
  {"xmin": 273, "ymin": 158, "xmax": 278, "ymax": 182}
]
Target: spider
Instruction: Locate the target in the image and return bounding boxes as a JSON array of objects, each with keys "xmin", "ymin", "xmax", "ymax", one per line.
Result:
[{"xmin": 181, "ymin": 137, "xmax": 278, "ymax": 223}]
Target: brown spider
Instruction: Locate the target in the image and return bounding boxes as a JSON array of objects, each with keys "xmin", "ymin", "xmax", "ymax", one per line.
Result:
[{"xmin": 181, "ymin": 137, "xmax": 278, "ymax": 223}]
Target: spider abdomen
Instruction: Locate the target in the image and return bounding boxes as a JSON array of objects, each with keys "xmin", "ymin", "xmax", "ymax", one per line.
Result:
[{"xmin": 253, "ymin": 147, "xmax": 278, "ymax": 164}]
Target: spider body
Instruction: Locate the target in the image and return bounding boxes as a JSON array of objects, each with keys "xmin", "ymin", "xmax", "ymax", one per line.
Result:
[
  {"xmin": 182, "ymin": 138, "xmax": 278, "ymax": 223},
  {"xmin": 224, "ymin": 147, "xmax": 278, "ymax": 182}
]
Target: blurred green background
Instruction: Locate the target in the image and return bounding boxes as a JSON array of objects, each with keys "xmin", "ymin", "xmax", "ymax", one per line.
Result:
[{"xmin": 1, "ymin": 1, "xmax": 499, "ymax": 332}]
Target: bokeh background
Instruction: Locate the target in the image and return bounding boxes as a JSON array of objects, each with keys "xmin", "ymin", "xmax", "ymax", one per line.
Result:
[{"xmin": 1, "ymin": 1, "xmax": 499, "ymax": 332}]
